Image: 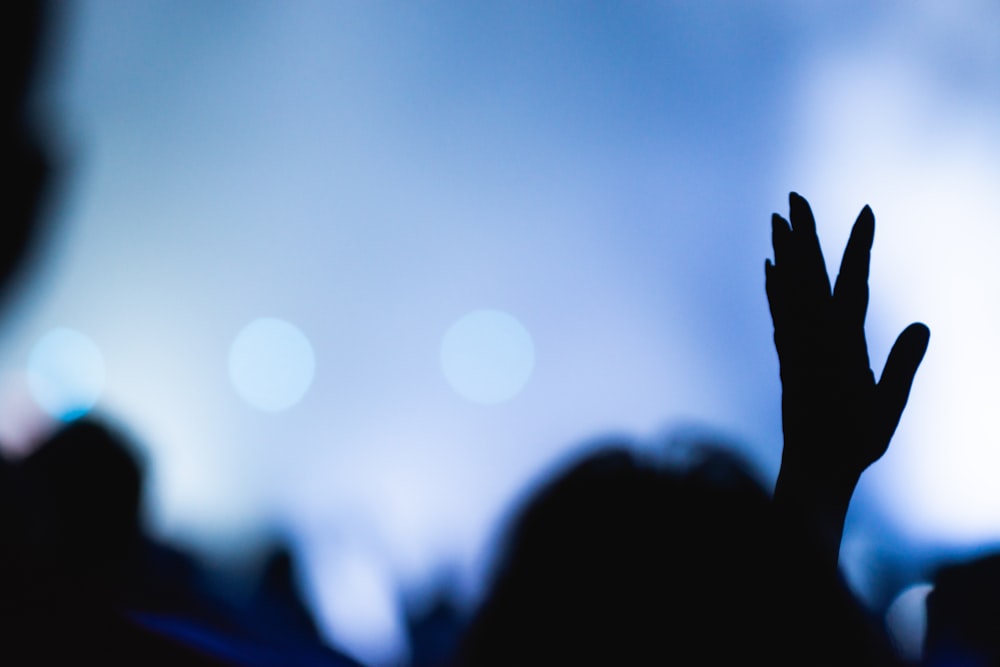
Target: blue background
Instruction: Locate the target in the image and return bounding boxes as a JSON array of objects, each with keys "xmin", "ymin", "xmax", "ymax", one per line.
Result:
[{"xmin": 6, "ymin": 2, "xmax": 1000, "ymax": 663}]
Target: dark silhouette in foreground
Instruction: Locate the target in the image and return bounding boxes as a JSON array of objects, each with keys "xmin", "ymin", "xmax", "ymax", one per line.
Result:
[
  {"xmin": 4, "ymin": 2, "xmax": 945, "ymax": 662},
  {"xmin": 922, "ymin": 553, "xmax": 1000, "ymax": 666},
  {"xmin": 405, "ymin": 588, "xmax": 466, "ymax": 667},
  {"xmin": 3, "ymin": 7, "xmax": 361, "ymax": 663},
  {"xmin": 456, "ymin": 443, "xmax": 901, "ymax": 666},
  {"xmin": 767, "ymin": 193, "xmax": 929, "ymax": 571},
  {"xmin": 1, "ymin": 419, "xmax": 364, "ymax": 665},
  {"xmin": 457, "ymin": 194, "xmax": 929, "ymax": 665},
  {"xmin": 1, "ymin": 119, "xmax": 363, "ymax": 656},
  {"xmin": 1, "ymin": 421, "xmax": 231, "ymax": 664},
  {"xmin": 3, "ymin": 0, "xmax": 53, "ymax": 309}
]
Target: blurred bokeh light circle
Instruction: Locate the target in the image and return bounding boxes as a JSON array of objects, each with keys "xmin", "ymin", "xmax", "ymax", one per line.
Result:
[
  {"xmin": 228, "ymin": 317, "xmax": 316, "ymax": 412},
  {"xmin": 884, "ymin": 582, "xmax": 933, "ymax": 663},
  {"xmin": 27, "ymin": 327, "xmax": 106, "ymax": 421},
  {"xmin": 440, "ymin": 309, "xmax": 536, "ymax": 405}
]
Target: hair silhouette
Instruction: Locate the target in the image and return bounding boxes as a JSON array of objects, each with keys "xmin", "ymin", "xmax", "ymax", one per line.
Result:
[
  {"xmin": 924, "ymin": 552, "xmax": 1000, "ymax": 666},
  {"xmin": 456, "ymin": 443, "xmax": 900, "ymax": 666}
]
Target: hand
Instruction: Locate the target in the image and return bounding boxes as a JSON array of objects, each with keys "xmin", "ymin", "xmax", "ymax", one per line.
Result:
[
  {"xmin": 766, "ymin": 193, "xmax": 929, "ymax": 485},
  {"xmin": 766, "ymin": 193, "xmax": 929, "ymax": 565}
]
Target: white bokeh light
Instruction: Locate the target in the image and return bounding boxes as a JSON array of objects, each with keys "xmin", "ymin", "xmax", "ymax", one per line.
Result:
[
  {"xmin": 228, "ymin": 318, "xmax": 316, "ymax": 412},
  {"xmin": 298, "ymin": 539, "xmax": 409, "ymax": 667},
  {"xmin": 27, "ymin": 328, "xmax": 106, "ymax": 421},
  {"xmin": 30, "ymin": 1, "xmax": 1000, "ymax": 657},
  {"xmin": 885, "ymin": 582, "xmax": 933, "ymax": 663},
  {"xmin": 784, "ymin": 13, "xmax": 1000, "ymax": 544},
  {"xmin": 440, "ymin": 310, "xmax": 536, "ymax": 405}
]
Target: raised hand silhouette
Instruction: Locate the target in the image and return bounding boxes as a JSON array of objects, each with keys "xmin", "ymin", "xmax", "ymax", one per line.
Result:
[{"xmin": 766, "ymin": 193, "xmax": 929, "ymax": 568}]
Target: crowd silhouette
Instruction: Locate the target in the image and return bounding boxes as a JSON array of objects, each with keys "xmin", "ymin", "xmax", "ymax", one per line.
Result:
[{"xmin": 7, "ymin": 3, "xmax": 1000, "ymax": 666}]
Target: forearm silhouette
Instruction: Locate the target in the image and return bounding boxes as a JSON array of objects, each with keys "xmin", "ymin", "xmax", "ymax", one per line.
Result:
[{"xmin": 766, "ymin": 193, "xmax": 929, "ymax": 571}]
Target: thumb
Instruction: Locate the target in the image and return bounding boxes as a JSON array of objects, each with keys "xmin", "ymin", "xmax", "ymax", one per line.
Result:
[{"xmin": 874, "ymin": 322, "xmax": 930, "ymax": 445}]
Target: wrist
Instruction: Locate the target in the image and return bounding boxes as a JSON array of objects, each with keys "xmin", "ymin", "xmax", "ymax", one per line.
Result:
[{"xmin": 773, "ymin": 463, "xmax": 859, "ymax": 570}]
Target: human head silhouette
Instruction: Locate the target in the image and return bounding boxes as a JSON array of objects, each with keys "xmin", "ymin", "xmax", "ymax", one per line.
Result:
[{"xmin": 457, "ymin": 443, "xmax": 900, "ymax": 666}]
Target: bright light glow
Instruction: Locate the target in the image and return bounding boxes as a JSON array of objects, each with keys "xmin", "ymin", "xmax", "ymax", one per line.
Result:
[
  {"xmin": 300, "ymin": 542, "xmax": 409, "ymax": 667},
  {"xmin": 228, "ymin": 318, "xmax": 315, "ymax": 412},
  {"xmin": 440, "ymin": 310, "xmax": 536, "ymax": 405},
  {"xmin": 27, "ymin": 328, "xmax": 106, "ymax": 421},
  {"xmin": 785, "ymin": 27, "xmax": 1000, "ymax": 544},
  {"xmin": 32, "ymin": 1, "xmax": 1000, "ymax": 657},
  {"xmin": 885, "ymin": 583, "xmax": 933, "ymax": 662}
]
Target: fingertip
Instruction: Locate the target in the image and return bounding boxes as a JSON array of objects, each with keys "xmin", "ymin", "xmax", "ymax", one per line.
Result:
[
  {"xmin": 857, "ymin": 204, "xmax": 875, "ymax": 232},
  {"xmin": 788, "ymin": 192, "xmax": 816, "ymax": 233},
  {"xmin": 845, "ymin": 206, "xmax": 875, "ymax": 258},
  {"xmin": 877, "ymin": 323, "xmax": 932, "ymax": 412},
  {"xmin": 907, "ymin": 322, "xmax": 931, "ymax": 348},
  {"xmin": 889, "ymin": 323, "xmax": 930, "ymax": 374},
  {"xmin": 771, "ymin": 214, "xmax": 791, "ymax": 253}
]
